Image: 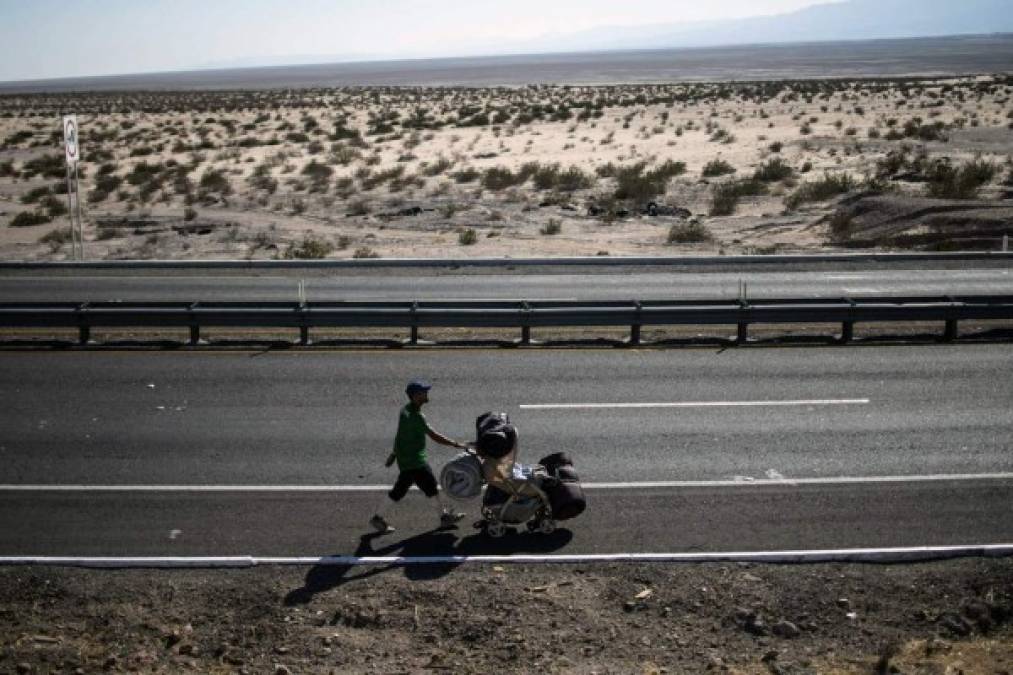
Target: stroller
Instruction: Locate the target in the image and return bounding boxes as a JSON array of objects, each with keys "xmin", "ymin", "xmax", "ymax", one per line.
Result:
[{"xmin": 439, "ymin": 412, "xmax": 586, "ymax": 538}]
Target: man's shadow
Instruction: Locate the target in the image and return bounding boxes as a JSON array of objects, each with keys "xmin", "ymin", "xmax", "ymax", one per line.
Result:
[{"xmin": 284, "ymin": 523, "xmax": 573, "ymax": 606}]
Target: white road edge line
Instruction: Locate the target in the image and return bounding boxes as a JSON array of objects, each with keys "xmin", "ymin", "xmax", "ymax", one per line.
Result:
[
  {"xmin": 2, "ymin": 473, "xmax": 1012, "ymax": 492},
  {"xmin": 2, "ymin": 545, "xmax": 1012, "ymax": 568},
  {"xmin": 519, "ymin": 399, "xmax": 870, "ymax": 410}
]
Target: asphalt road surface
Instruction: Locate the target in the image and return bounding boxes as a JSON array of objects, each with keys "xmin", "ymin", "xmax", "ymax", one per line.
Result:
[
  {"xmin": 1, "ymin": 267, "xmax": 1011, "ymax": 302},
  {"xmin": 1, "ymin": 345, "xmax": 1010, "ymax": 558}
]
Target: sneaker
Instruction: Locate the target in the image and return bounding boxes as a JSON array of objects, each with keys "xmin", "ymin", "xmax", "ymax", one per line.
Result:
[
  {"xmin": 440, "ymin": 511, "xmax": 466, "ymax": 528},
  {"xmin": 369, "ymin": 515, "xmax": 394, "ymax": 534}
]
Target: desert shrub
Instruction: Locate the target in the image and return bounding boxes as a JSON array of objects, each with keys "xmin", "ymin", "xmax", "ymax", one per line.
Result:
[
  {"xmin": 540, "ymin": 218, "xmax": 562, "ymax": 235},
  {"xmin": 0, "ymin": 160, "xmax": 15, "ymax": 177},
  {"xmin": 183, "ymin": 207, "xmax": 198, "ymax": 221},
  {"xmin": 926, "ymin": 158, "xmax": 997, "ymax": 199},
  {"xmin": 88, "ymin": 170, "xmax": 125, "ymax": 203},
  {"xmin": 753, "ymin": 158, "xmax": 794, "ymax": 183},
  {"xmin": 21, "ymin": 185, "xmax": 52, "ymax": 204},
  {"xmin": 329, "ymin": 145, "xmax": 362, "ymax": 166},
  {"xmin": 247, "ymin": 170, "xmax": 278, "ymax": 194},
  {"xmin": 39, "ymin": 227, "xmax": 72, "ymax": 250},
  {"xmin": 198, "ymin": 168, "xmax": 232, "ymax": 196},
  {"xmin": 702, "ymin": 159, "xmax": 736, "ymax": 177},
  {"xmin": 595, "ymin": 162, "xmax": 620, "ymax": 178},
  {"xmin": 10, "ymin": 211, "xmax": 52, "ymax": 227},
  {"xmin": 347, "ymin": 199, "xmax": 371, "ymax": 216},
  {"xmin": 784, "ymin": 173, "xmax": 856, "ymax": 210},
  {"xmin": 652, "ymin": 160, "xmax": 687, "ymax": 179},
  {"xmin": 902, "ymin": 117, "xmax": 948, "ymax": 142},
  {"xmin": 827, "ymin": 211, "xmax": 854, "ymax": 243},
  {"xmin": 481, "ymin": 166, "xmax": 522, "ymax": 191},
  {"xmin": 302, "ymin": 160, "xmax": 333, "ymax": 182},
  {"xmin": 283, "ymin": 236, "xmax": 333, "ymax": 259},
  {"xmin": 331, "ymin": 122, "xmax": 363, "ymax": 143},
  {"xmin": 556, "ymin": 166, "xmax": 594, "ymax": 192},
  {"xmin": 875, "ymin": 149, "xmax": 911, "ymax": 178},
  {"xmin": 360, "ymin": 166, "xmax": 404, "ymax": 191},
  {"xmin": 531, "ymin": 164, "xmax": 560, "ymax": 191},
  {"xmin": 452, "ymin": 167, "xmax": 480, "ymax": 183},
  {"xmin": 458, "ymin": 228, "xmax": 478, "ymax": 245},
  {"xmin": 532, "ymin": 164, "xmax": 593, "ymax": 192},
  {"xmin": 126, "ymin": 161, "xmax": 165, "ymax": 186},
  {"xmin": 285, "ymin": 131, "xmax": 310, "ymax": 144},
  {"xmin": 3, "ymin": 130, "xmax": 34, "ymax": 146},
  {"xmin": 457, "ymin": 112, "xmax": 490, "ymax": 127},
  {"xmin": 41, "ymin": 195, "xmax": 67, "ymax": 217},
  {"xmin": 20, "ymin": 154, "xmax": 64, "ymax": 179},
  {"xmin": 710, "ymin": 179, "xmax": 766, "ymax": 216},
  {"xmin": 421, "ymin": 156, "xmax": 453, "ymax": 177},
  {"xmin": 612, "ymin": 160, "xmax": 685, "ymax": 202},
  {"xmin": 334, "ymin": 176, "xmax": 355, "ymax": 197},
  {"xmin": 768, "ymin": 142, "xmax": 784, "ymax": 154},
  {"xmin": 667, "ymin": 221, "xmax": 713, "ymax": 244},
  {"xmin": 352, "ymin": 246, "xmax": 380, "ymax": 259}
]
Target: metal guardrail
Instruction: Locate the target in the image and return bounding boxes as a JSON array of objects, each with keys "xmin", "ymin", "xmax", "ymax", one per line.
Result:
[
  {"xmin": 1, "ymin": 295, "xmax": 1011, "ymax": 346},
  {"xmin": 1, "ymin": 252, "xmax": 1012, "ymax": 271}
]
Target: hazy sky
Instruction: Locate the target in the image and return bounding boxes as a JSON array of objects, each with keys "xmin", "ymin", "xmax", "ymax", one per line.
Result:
[{"xmin": 0, "ymin": 0, "xmax": 836, "ymax": 82}]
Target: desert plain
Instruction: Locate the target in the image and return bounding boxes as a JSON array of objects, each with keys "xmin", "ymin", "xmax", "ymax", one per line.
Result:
[{"xmin": 1, "ymin": 74, "xmax": 1012, "ymax": 261}]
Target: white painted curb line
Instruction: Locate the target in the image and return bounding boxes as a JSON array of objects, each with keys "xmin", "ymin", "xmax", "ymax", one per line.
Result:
[{"xmin": 2, "ymin": 545, "xmax": 1011, "ymax": 568}]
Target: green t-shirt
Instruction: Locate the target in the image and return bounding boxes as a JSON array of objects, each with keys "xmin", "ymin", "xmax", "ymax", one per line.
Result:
[{"xmin": 393, "ymin": 402, "xmax": 431, "ymax": 470}]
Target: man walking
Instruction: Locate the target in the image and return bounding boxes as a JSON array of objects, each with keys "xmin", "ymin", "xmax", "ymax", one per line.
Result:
[{"xmin": 370, "ymin": 380, "xmax": 468, "ymax": 534}]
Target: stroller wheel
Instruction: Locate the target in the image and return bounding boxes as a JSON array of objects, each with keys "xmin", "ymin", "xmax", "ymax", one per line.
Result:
[
  {"xmin": 538, "ymin": 519, "xmax": 557, "ymax": 535},
  {"xmin": 487, "ymin": 521, "xmax": 507, "ymax": 538}
]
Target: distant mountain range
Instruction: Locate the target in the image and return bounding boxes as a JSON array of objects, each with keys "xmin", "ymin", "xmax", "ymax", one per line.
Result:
[{"xmin": 504, "ymin": 0, "xmax": 1013, "ymax": 55}]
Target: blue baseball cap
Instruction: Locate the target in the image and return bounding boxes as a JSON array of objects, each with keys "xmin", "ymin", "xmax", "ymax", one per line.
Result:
[{"xmin": 406, "ymin": 380, "xmax": 432, "ymax": 396}]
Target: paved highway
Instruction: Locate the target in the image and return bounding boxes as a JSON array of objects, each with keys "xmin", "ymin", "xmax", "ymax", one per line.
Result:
[
  {"xmin": 1, "ymin": 267, "xmax": 1011, "ymax": 302},
  {"xmin": 0, "ymin": 346, "xmax": 1010, "ymax": 557}
]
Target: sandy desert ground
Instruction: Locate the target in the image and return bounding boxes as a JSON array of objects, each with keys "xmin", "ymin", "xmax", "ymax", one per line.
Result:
[{"xmin": 1, "ymin": 75, "xmax": 1011, "ymax": 261}]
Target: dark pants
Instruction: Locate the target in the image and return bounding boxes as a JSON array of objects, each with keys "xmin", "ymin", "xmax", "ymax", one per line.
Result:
[{"xmin": 389, "ymin": 464, "xmax": 439, "ymax": 501}]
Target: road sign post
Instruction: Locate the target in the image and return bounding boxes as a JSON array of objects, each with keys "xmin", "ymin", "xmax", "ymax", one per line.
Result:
[{"xmin": 62, "ymin": 115, "xmax": 83, "ymax": 259}]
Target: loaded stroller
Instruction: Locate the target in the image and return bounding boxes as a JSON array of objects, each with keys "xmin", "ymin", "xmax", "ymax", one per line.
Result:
[{"xmin": 439, "ymin": 412, "xmax": 586, "ymax": 537}]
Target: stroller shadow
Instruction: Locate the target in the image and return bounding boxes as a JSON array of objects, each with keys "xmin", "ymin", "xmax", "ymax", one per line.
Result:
[{"xmin": 284, "ymin": 524, "xmax": 573, "ymax": 606}]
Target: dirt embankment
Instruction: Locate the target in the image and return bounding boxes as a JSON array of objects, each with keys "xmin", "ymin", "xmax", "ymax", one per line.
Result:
[
  {"xmin": 829, "ymin": 194, "xmax": 1013, "ymax": 251},
  {"xmin": 2, "ymin": 558, "xmax": 1011, "ymax": 674}
]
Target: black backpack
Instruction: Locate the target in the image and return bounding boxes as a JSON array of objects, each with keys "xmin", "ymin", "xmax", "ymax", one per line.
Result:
[{"xmin": 475, "ymin": 411, "xmax": 516, "ymax": 459}]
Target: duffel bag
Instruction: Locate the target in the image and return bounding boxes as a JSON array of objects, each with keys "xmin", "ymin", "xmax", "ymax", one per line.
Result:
[{"xmin": 547, "ymin": 479, "xmax": 586, "ymax": 520}]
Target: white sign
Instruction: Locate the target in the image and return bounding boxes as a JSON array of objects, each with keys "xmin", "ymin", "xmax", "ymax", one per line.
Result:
[{"xmin": 63, "ymin": 115, "xmax": 80, "ymax": 166}]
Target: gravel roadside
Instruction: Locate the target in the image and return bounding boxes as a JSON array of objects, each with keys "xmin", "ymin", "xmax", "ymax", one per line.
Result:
[{"xmin": 2, "ymin": 558, "xmax": 1011, "ymax": 673}]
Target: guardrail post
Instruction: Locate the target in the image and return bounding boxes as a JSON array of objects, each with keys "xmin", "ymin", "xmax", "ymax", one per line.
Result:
[
  {"xmin": 840, "ymin": 297, "xmax": 855, "ymax": 344},
  {"xmin": 77, "ymin": 302, "xmax": 91, "ymax": 345},
  {"xmin": 629, "ymin": 301, "xmax": 642, "ymax": 346},
  {"xmin": 841, "ymin": 322, "xmax": 854, "ymax": 344},
  {"xmin": 409, "ymin": 302, "xmax": 419, "ymax": 346},
  {"xmin": 736, "ymin": 299, "xmax": 749, "ymax": 344},
  {"xmin": 737, "ymin": 322, "xmax": 748, "ymax": 344},
  {"xmin": 944, "ymin": 319, "xmax": 958, "ymax": 342},
  {"xmin": 298, "ymin": 302, "xmax": 310, "ymax": 346},
  {"xmin": 188, "ymin": 302, "xmax": 200, "ymax": 346},
  {"xmin": 520, "ymin": 302, "xmax": 531, "ymax": 345}
]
